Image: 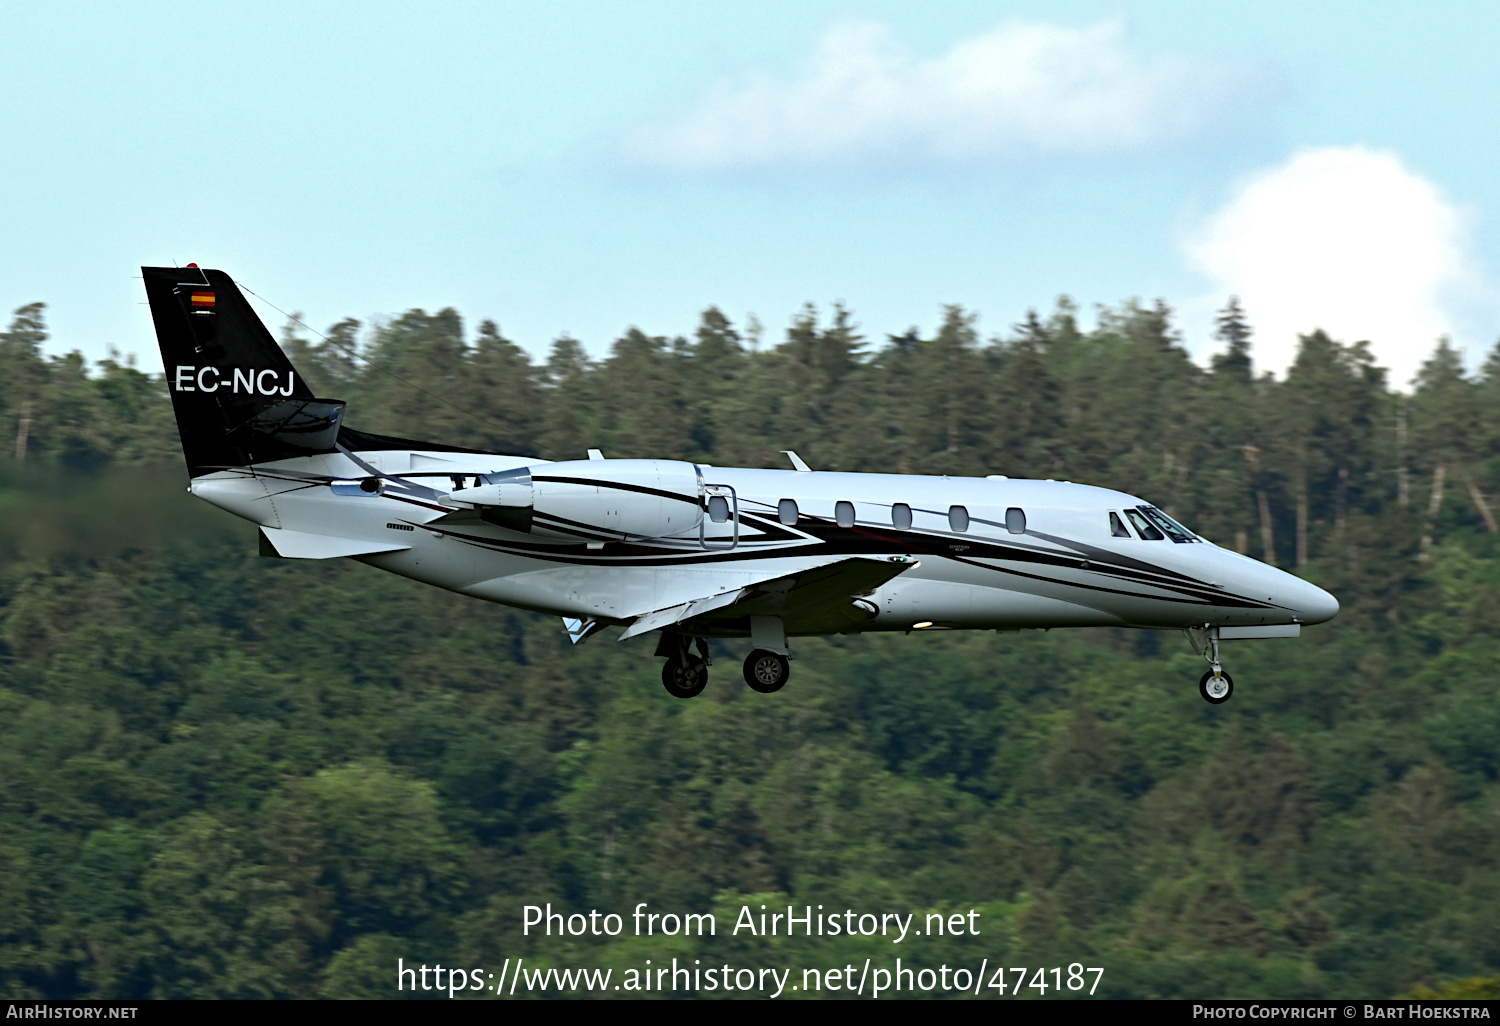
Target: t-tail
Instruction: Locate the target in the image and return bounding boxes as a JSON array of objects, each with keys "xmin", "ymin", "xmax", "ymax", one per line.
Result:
[{"xmin": 142, "ymin": 265, "xmax": 346, "ymax": 476}]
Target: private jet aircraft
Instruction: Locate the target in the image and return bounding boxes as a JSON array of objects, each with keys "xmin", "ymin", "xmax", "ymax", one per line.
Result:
[{"xmin": 143, "ymin": 265, "xmax": 1338, "ymax": 702}]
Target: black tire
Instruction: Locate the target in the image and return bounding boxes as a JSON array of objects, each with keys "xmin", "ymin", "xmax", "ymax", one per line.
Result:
[
  {"xmin": 662, "ymin": 658, "xmax": 708, "ymax": 699},
  {"xmin": 1199, "ymin": 669, "xmax": 1234, "ymax": 704},
  {"xmin": 743, "ymin": 649, "xmax": 790, "ymax": 693}
]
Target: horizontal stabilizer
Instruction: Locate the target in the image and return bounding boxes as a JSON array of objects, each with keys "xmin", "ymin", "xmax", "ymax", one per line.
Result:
[{"xmin": 258, "ymin": 527, "xmax": 411, "ymax": 560}]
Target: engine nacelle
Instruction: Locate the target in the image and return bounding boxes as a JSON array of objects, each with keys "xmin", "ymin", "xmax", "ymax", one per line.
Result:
[{"xmin": 456, "ymin": 459, "xmax": 705, "ymax": 543}]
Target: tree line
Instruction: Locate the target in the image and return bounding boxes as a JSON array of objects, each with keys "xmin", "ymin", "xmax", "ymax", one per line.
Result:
[{"xmin": 9, "ymin": 294, "xmax": 1498, "ymax": 592}]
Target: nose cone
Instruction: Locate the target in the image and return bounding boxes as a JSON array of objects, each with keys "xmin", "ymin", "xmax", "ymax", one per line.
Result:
[
  {"xmin": 1293, "ymin": 578, "xmax": 1340, "ymax": 625},
  {"xmin": 1210, "ymin": 546, "xmax": 1340, "ymax": 626}
]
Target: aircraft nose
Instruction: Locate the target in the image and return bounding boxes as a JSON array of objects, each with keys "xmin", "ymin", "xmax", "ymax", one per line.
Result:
[
  {"xmin": 1229, "ymin": 551, "xmax": 1340, "ymax": 626},
  {"xmin": 1293, "ymin": 578, "xmax": 1340, "ymax": 625}
]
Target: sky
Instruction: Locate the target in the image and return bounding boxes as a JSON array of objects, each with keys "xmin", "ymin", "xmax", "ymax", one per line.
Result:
[{"xmin": 3, "ymin": 2, "xmax": 1500, "ymax": 388}]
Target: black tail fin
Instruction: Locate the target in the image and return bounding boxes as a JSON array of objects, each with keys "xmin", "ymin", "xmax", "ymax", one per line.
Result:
[{"xmin": 142, "ymin": 266, "xmax": 345, "ymax": 476}]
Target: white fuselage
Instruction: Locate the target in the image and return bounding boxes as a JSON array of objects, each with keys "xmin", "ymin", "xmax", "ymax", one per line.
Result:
[{"xmin": 190, "ymin": 449, "xmax": 1339, "ymax": 637}]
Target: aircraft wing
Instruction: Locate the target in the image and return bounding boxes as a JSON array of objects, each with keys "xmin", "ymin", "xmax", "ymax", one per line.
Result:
[{"xmin": 617, "ymin": 556, "xmax": 918, "ymax": 641}]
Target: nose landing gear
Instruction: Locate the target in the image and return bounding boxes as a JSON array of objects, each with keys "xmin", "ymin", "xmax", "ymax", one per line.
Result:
[
  {"xmin": 1186, "ymin": 626, "xmax": 1234, "ymax": 704},
  {"xmin": 1199, "ymin": 667, "xmax": 1234, "ymax": 704}
]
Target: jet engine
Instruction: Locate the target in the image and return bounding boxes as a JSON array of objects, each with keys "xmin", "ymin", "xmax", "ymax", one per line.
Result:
[{"xmin": 453, "ymin": 459, "xmax": 706, "ymax": 543}]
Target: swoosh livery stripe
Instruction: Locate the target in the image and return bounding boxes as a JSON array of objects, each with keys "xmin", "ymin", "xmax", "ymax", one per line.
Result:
[{"xmin": 420, "ymin": 511, "xmax": 1280, "ymax": 612}]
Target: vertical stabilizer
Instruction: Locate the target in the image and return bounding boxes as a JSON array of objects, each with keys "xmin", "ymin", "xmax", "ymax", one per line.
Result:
[{"xmin": 141, "ymin": 266, "xmax": 345, "ymax": 476}]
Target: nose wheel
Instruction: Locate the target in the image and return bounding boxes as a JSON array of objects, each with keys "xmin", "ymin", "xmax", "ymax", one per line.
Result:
[
  {"xmin": 1186, "ymin": 626, "xmax": 1235, "ymax": 704},
  {"xmin": 1199, "ymin": 669, "xmax": 1234, "ymax": 704}
]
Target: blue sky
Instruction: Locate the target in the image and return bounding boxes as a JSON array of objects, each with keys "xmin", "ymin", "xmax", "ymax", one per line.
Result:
[{"xmin": 3, "ymin": 2, "xmax": 1499, "ymax": 386}]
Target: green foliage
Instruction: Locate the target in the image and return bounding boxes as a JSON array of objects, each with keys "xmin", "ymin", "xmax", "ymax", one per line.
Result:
[
  {"xmin": 1400, "ymin": 975, "xmax": 1500, "ymax": 999},
  {"xmin": 2, "ymin": 295, "xmax": 1500, "ymax": 998}
]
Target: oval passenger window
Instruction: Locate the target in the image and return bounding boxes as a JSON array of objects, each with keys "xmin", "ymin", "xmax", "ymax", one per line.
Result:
[
  {"xmin": 707, "ymin": 495, "xmax": 730, "ymax": 523},
  {"xmin": 948, "ymin": 505, "xmax": 969, "ymax": 532},
  {"xmin": 891, "ymin": 502, "xmax": 912, "ymax": 530},
  {"xmin": 1005, "ymin": 507, "xmax": 1026, "ymax": 534},
  {"xmin": 835, "ymin": 501, "xmax": 856, "ymax": 529},
  {"xmin": 778, "ymin": 498, "xmax": 799, "ymax": 526}
]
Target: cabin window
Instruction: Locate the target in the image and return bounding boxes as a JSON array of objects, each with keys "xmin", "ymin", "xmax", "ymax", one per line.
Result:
[
  {"xmin": 835, "ymin": 500, "xmax": 856, "ymax": 528},
  {"xmin": 1125, "ymin": 508, "xmax": 1164, "ymax": 540},
  {"xmin": 948, "ymin": 505, "xmax": 970, "ymax": 532},
  {"xmin": 778, "ymin": 498, "xmax": 799, "ymax": 526},
  {"xmin": 1005, "ymin": 507, "xmax": 1026, "ymax": 534},
  {"xmin": 1110, "ymin": 511, "xmax": 1131, "ymax": 538},
  {"xmin": 1139, "ymin": 505, "xmax": 1197, "ymax": 543},
  {"xmin": 891, "ymin": 502, "xmax": 913, "ymax": 530},
  {"xmin": 707, "ymin": 495, "xmax": 731, "ymax": 523}
]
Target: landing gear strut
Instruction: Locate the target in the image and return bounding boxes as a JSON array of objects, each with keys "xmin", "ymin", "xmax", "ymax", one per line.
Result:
[
  {"xmin": 658, "ymin": 632, "xmax": 711, "ymax": 699},
  {"xmin": 1187, "ymin": 626, "xmax": 1234, "ymax": 704}
]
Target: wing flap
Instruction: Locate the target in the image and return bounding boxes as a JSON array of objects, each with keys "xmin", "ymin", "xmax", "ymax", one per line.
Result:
[
  {"xmin": 617, "ymin": 556, "xmax": 918, "ymax": 641},
  {"xmin": 733, "ymin": 557, "xmax": 913, "ymax": 619},
  {"xmin": 617, "ymin": 587, "xmax": 750, "ymax": 641}
]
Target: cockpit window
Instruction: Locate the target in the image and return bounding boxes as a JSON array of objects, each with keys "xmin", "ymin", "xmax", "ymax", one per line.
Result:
[
  {"xmin": 1125, "ymin": 509, "xmax": 1164, "ymax": 540},
  {"xmin": 1109, "ymin": 511, "xmax": 1131, "ymax": 538},
  {"xmin": 1139, "ymin": 506, "xmax": 1197, "ymax": 543}
]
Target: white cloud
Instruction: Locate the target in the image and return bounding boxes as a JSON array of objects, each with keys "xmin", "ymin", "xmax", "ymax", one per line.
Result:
[
  {"xmin": 1186, "ymin": 146, "xmax": 1476, "ymax": 388},
  {"xmin": 627, "ymin": 19, "xmax": 1217, "ymax": 169}
]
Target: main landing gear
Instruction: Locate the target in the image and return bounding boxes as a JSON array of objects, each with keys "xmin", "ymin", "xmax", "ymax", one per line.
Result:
[
  {"xmin": 743, "ymin": 650, "xmax": 789, "ymax": 693},
  {"xmin": 658, "ymin": 632, "xmax": 711, "ymax": 699},
  {"xmin": 656, "ymin": 629, "xmax": 793, "ymax": 699},
  {"xmin": 1187, "ymin": 626, "xmax": 1234, "ymax": 704}
]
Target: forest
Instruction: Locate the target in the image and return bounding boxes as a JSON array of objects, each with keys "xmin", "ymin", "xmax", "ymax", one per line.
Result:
[{"xmin": 1, "ymin": 291, "xmax": 1499, "ymax": 999}]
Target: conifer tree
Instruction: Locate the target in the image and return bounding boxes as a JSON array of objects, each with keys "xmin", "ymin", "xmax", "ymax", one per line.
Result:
[
  {"xmin": 909, "ymin": 306, "xmax": 989, "ymax": 476},
  {"xmin": 1411, "ymin": 337, "xmax": 1490, "ymax": 545},
  {"xmin": 598, "ymin": 328, "xmax": 692, "ymax": 459},
  {"xmin": 467, "ymin": 320, "xmax": 542, "ymax": 456},
  {"xmin": 1211, "ymin": 296, "xmax": 1254, "ymax": 384},
  {"xmin": 774, "ymin": 303, "xmax": 867, "ymax": 470},
  {"xmin": 539, "ymin": 334, "xmax": 597, "ymax": 460},
  {"xmin": 989, "ymin": 310, "xmax": 1063, "ymax": 479},
  {"xmin": 684, "ymin": 307, "xmax": 744, "ymax": 462}
]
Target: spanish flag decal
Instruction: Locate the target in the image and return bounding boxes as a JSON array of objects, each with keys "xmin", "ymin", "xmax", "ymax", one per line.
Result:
[{"xmin": 190, "ymin": 292, "xmax": 216, "ymax": 307}]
